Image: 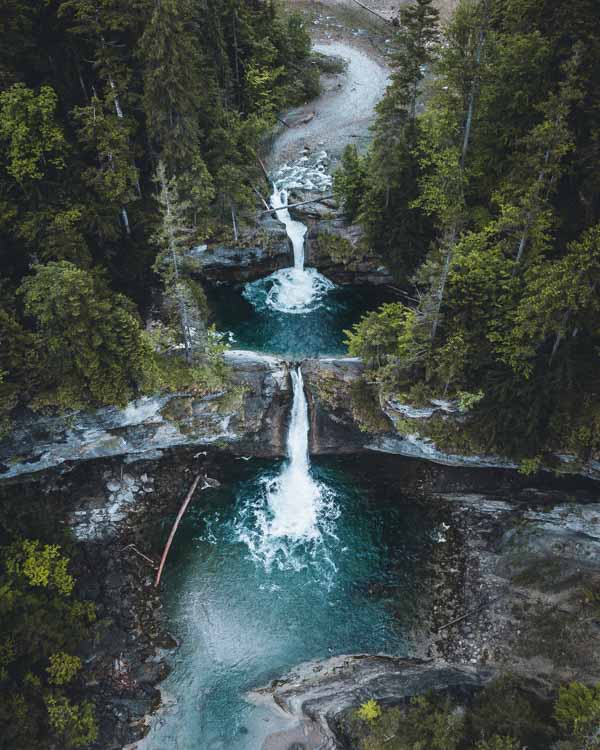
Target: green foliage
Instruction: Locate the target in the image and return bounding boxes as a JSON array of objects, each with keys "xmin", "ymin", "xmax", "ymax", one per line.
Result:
[
  {"xmin": 345, "ymin": 303, "xmax": 425, "ymax": 377},
  {"xmin": 476, "ymin": 738, "xmax": 522, "ymax": 750},
  {"xmin": 46, "ymin": 653, "xmax": 81, "ymax": 687},
  {"xmin": 464, "ymin": 675, "xmax": 552, "ymax": 748},
  {"xmin": 554, "ymin": 682, "xmax": 600, "ymax": 748},
  {"xmin": 18, "ymin": 261, "xmax": 155, "ymax": 410},
  {"xmin": 0, "ymin": 539, "xmax": 96, "ymax": 749},
  {"xmin": 334, "ymin": 144, "xmax": 368, "ymax": 222},
  {"xmin": 518, "ymin": 456, "xmax": 543, "ymax": 476},
  {"xmin": 45, "ymin": 694, "xmax": 97, "ymax": 748},
  {"xmin": 349, "ymin": 678, "xmax": 589, "ymax": 750},
  {"xmin": 0, "ymin": 84, "xmax": 66, "ymax": 183},
  {"xmin": 0, "ymin": 0, "xmax": 313, "ymax": 423},
  {"xmin": 356, "ymin": 0, "xmax": 439, "ymax": 282},
  {"xmin": 456, "ymin": 390, "xmax": 484, "ymax": 413},
  {"xmin": 352, "ymin": 694, "xmax": 463, "ymax": 750},
  {"xmin": 357, "ymin": 698, "xmax": 383, "ymax": 722},
  {"xmin": 345, "ymin": 0, "xmax": 600, "ymax": 459},
  {"xmin": 318, "ymin": 232, "xmax": 357, "ymax": 263}
]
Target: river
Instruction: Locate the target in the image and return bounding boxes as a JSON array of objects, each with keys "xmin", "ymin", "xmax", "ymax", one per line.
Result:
[{"xmin": 138, "ymin": 39, "xmax": 404, "ymax": 750}]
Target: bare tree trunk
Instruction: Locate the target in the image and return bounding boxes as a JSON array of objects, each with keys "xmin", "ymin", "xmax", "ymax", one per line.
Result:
[
  {"xmin": 232, "ymin": 11, "xmax": 240, "ymax": 88},
  {"xmin": 159, "ymin": 167, "xmax": 193, "ymax": 364},
  {"xmin": 460, "ymin": 23, "xmax": 486, "ymax": 170},
  {"xmin": 121, "ymin": 208, "xmax": 131, "ymax": 235},
  {"xmin": 515, "ymin": 148, "xmax": 551, "ymax": 264},
  {"xmin": 231, "ymin": 202, "xmax": 238, "ymax": 242},
  {"xmin": 155, "ymin": 474, "xmax": 202, "ymax": 587},
  {"xmin": 431, "ymin": 228, "xmax": 456, "ymax": 340}
]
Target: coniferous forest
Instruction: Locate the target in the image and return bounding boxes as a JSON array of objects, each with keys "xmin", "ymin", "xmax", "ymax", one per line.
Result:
[
  {"xmin": 2, "ymin": 0, "xmax": 600, "ymax": 749},
  {"xmin": 338, "ymin": 0, "xmax": 600, "ymax": 462},
  {"xmin": 0, "ymin": 0, "xmax": 317, "ymax": 425}
]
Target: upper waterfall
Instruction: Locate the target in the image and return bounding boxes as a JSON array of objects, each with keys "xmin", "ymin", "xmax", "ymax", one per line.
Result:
[
  {"xmin": 270, "ymin": 187, "xmax": 307, "ymax": 270},
  {"xmin": 243, "ymin": 179, "xmax": 334, "ymax": 315}
]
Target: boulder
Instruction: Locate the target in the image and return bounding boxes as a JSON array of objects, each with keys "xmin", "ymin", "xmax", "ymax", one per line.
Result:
[{"xmin": 249, "ymin": 655, "xmax": 494, "ymax": 749}]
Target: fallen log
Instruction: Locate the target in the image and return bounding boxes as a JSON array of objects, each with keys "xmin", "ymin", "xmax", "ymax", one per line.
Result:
[
  {"xmin": 349, "ymin": 0, "xmax": 392, "ymax": 23},
  {"xmin": 256, "ymin": 155, "xmax": 270, "ymax": 185},
  {"xmin": 121, "ymin": 544, "xmax": 158, "ymax": 569},
  {"xmin": 154, "ymin": 474, "xmax": 220, "ymax": 587},
  {"xmin": 259, "ymin": 194, "xmax": 335, "ymax": 215},
  {"xmin": 252, "ymin": 186, "xmax": 271, "ymax": 211}
]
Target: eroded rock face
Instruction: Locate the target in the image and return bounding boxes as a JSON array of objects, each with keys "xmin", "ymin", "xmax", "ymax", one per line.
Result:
[
  {"xmin": 301, "ymin": 357, "xmax": 372, "ymax": 454},
  {"xmin": 428, "ymin": 492, "xmax": 600, "ymax": 683},
  {"xmin": 250, "ymin": 655, "xmax": 494, "ymax": 750},
  {"xmin": 300, "ymin": 357, "xmax": 600, "ymax": 480},
  {"xmin": 306, "ymin": 218, "xmax": 393, "ymax": 286},
  {"xmin": 0, "ymin": 350, "xmax": 291, "ymax": 480},
  {"xmin": 186, "ymin": 216, "xmax": 292, "ymax": 283}
]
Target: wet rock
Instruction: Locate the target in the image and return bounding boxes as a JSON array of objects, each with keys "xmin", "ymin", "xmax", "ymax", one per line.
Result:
[
  {"xmin": 251, "ymin": 655, "xmax": 494, "ymax": 749},
  {"xmin": 185, "ymin": 217, "xmax": 292, "ymax": 283},
  {"xmin": 305, "ymin": 218, "xmax": 393, "ymax": 285},
  {"xmin": 301, "ymin": 357, "xmax": 369, "ymax": 454},
  {"xmin": 0, "ymin": 351, "xmax": 292, "ymax": 479}
]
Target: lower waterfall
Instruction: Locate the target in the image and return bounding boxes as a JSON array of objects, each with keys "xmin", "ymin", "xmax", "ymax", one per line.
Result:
[{"xmin": 235, "ymin": 367, "xmax": 338, "ymax": 572}]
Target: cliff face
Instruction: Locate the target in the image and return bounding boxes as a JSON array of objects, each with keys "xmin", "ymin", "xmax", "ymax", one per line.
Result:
[
  {"xmin": 300, "ymin": 357, "xmax": 600, "ymax": 481},
  {"xmin": 3, "ymin": 352, "xmax": 600, "ymax": 482},
  {"xmin": 0, "ymin": 351, "xmax": 292, "ymax": 480},
  {"xmin": 250, "ymin": 655, "xmax": 494, "ymax": 750},
  {"xmin": 186, "ymin": 216, "xmax": 292, "ymax": 284}
]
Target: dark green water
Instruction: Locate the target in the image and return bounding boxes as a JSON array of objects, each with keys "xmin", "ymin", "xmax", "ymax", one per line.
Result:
[
  {"xmin": 207, "ymin": 284, "xmax": 396, "ymax": 357},
  {"xmin": 141, "ymin": 458, "xmax": 437, "ymax": 750}
]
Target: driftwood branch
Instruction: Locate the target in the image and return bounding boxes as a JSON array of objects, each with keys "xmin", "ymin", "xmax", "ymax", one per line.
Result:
[
  {"xmin": 121, "ymin": 544, "xmax": 158, "ymax": 569},
  {"xmin": 252, "ymin": 186, "xmax": 271, "ymax": 211},
  {"xmin": 436, "ymin": 595, "xmax": 504, "ymax": 633},
  {"xmin": 154, "ymin": 474, "xmax": 220, "ymax": 587},
  {"xmin": 256, "ymin": 155, "xmax": 270, "ymax": 185},
  {"xmin": 259, "ymin": 194, "xmax": 335, "ymax": 215}
]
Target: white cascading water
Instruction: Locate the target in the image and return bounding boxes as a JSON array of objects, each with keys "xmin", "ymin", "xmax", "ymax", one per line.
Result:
[
  {"xmin": 236, "ymin": 368, "xmax": 338, "ymax": 571},
  {"xmin": 243, "ymin": 185, "xmax": 334, "ymax": 314}
]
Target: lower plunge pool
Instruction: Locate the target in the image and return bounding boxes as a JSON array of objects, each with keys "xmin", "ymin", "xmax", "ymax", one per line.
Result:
[{"xmin": 140, "ymin": 457, "xmax": 438, "ymax": 750}]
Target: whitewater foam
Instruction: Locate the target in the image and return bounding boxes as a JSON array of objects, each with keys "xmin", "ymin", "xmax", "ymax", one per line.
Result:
[{"xmin": 234, "ymin": 369, "xmax": 339, "ymax": 573}]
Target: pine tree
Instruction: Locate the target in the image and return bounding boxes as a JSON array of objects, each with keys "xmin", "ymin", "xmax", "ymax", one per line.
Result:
[
  {"xmin": 152, "ymin": 162, "xmax": 207, "ymax": 365},
  {"xmin": 140, "ymin": 0, "xmax": 204, "ymax": 175},
  {"xmin": 357, "ymin": 0, "xmax": 439, "ymax": 281},
  {"xmin": 18, "ymin": 262, "xmax": 153, "ymax": 409}
]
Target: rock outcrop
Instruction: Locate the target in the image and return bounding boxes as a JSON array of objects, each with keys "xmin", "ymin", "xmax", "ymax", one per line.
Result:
[
  {"xmin": 426, "ymin": 491, "xmax": 600, "ymax": 683},
  {"xmin": 301, "ymin": 356, "xmax": 375, "ymax": 454},
  {"xmin": 250, "ymin": 655, "xmax": 494, "ymax": 750},
  {"xmin": 300, "ymin": 357, "xmax": 600, "ymax": 481},
  {"xmin": 0, "ymin": 350, "xmax": 291, "ymax": 480},
  {"xmin": 185, "ymin": 216, "xmax": 292, "ymax": 283},
  {"xmin": 306, "ymin": 217, "xmax": 393, "ymax": 286}
]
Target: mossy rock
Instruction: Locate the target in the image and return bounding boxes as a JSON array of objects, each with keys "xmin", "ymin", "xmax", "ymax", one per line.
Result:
[
  {"xmin": 350, "ymin": 380, "xmax": 391, "ymax": 434},
  {"xmin": 160, "ymin": 397, "xmax": 193, "ymax": 422}
]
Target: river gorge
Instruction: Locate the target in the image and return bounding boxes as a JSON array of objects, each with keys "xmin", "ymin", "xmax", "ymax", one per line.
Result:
[{"xmin": 2, "ymin": 12, "xmax": 600, "ymax": 750}]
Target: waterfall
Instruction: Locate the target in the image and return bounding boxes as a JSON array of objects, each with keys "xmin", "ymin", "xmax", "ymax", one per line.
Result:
[
  {"xmin": 243, "ymin": 185, "xmax": 334, "ymax": 314},
  {"xmin": 270, "ymin": 187, "xmax": 307, "ymax": 270},
  {"xmin": 236, "ymin": 367, "xmax": 337, "ymax": 570}
]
